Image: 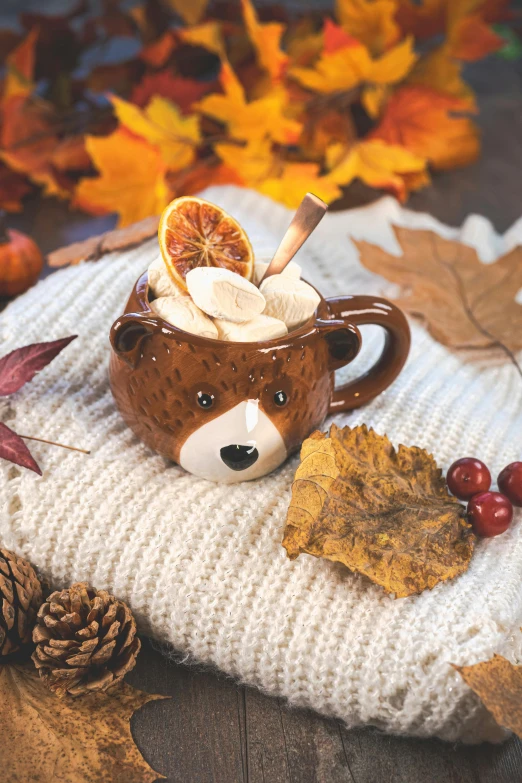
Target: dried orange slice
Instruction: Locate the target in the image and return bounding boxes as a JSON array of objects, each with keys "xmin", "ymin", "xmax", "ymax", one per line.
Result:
[{"xmin": 158, "ymin": 196, "xmax": 254, "ymax": 289}]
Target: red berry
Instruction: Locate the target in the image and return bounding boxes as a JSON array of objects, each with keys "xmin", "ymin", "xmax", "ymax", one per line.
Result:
[
  {"xmin": 497, "ymin": 462, "xmax": 522, "ymax": 507},
  {"xmin": 446, "ymin": 458, "xmax": 491, "ymax": 500},
  {"xmin": 467, "ymin": 491, "xmax": 513, "ymax": 537}
]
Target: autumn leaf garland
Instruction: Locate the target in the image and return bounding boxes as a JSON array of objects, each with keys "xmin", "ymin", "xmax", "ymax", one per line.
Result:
[{"xmin": 0, "ymin": 0, "xmax": 511, "ymax": 225}]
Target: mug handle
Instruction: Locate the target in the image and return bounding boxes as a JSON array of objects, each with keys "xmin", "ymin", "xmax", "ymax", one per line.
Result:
[{"xmin": 324, "ymin": 295, "xmax": 410, "ymax": 413}]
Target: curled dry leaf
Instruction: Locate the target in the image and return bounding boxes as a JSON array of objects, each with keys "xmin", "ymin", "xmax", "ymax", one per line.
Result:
[
  {"xmin": 454, "ymin": 655, "xmax": 522, "ymax": 739},
  {"xmin": 283, "ymin": 425, "xmax": 475, "ymax": 598},
  {"xmin": 0, "ymin": 662, "xmax": 166, "ymax": 783},
  {"xmin": 354, "ymin": 226, "xmax": 522, "ymax": 372}
]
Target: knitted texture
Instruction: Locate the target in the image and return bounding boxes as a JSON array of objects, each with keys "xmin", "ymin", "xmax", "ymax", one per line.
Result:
[{"xmin": 1, "ymin": 188, "xmax": 522, "ymax": 743}]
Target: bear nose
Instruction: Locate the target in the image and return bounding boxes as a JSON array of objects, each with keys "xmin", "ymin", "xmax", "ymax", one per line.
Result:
[{"xmin": 220, "ymin": 445, "xmax": 259, "ymax": 471}]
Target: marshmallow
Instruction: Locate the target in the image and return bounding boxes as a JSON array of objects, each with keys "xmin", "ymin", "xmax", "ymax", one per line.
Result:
[
  {"xmin": 186, "ymin": 267, "xmax": 265, "ymax": 323},
  {"xmin": 253, "ymin": 260, "xmax": 301, "ymax": 286},
  {"xmin": 150, "ymin": 295, "xmax": 218, "ymax": 339},
  {"xmin": 260, "ymin": 275, "xmax": 320, "ymax": 330},
  {"xmin": 214, "ymin": 314, "xmax": 288, "ymax": 342},
  {"xmin": 148, "ymin": 255, "xmax": 184, "ymax": 299}
]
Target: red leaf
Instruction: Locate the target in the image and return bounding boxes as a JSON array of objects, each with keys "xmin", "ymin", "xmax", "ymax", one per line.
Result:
[
  {"xmin": 0, "ymin": 423, "xmax": 41, "ymax": 475},
  {"xmin": 131, "ymin": 70, "xmax": 216, "ymax": 112},
  {"xmin": 323, "ymin": 19, "xmax": 361, "ymax": 54},
  {"xmin": 0, "ymin": 336, "xmax": 77, "ymax": 397}
]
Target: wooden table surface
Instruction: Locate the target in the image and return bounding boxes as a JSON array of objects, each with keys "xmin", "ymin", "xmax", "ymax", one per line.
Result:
[{"xmin": 3, "ymin": 53, "xmax": 522, "ymax": 783}]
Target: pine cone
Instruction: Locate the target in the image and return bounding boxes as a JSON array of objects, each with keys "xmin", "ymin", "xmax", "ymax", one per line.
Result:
[
  {"xmin": 0, "ymin": 548, "xmax": 43, "ymax": 659},
  {"xmin": 32, "ymin": 582, "xmax": 141, "ymax": 698}
]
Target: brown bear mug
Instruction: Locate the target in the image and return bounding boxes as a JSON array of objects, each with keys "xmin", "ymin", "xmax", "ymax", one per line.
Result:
[{"xmin": 109, "ymin": 272, "xmax": 410, "ymax": 483}]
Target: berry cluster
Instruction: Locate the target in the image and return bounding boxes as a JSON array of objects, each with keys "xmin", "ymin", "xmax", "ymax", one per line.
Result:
[{"xmin": 447, "ymin": 459, "xmax": 522, "ymax": 537}]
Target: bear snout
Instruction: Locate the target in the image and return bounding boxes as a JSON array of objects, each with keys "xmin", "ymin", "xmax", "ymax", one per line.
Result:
[
  {"xmin": 179, "ymin": 400, "xmax": 287, "ymax": 483},
  {"xmin": 220, "ymin": 444, "xmax": 259, "ymax": 471}
]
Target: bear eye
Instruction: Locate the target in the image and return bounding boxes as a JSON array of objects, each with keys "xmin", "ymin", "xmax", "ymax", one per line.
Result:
[
  {"xmin": 197, "ymin": 391, "xmax": 214, "ymax": 409},
  {"xmin": 273, "ymin": 390, "xmax": 287, "ymax": 407}
]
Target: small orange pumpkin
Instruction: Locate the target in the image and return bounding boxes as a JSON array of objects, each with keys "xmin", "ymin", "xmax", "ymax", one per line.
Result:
[{"xmin": 0, "ymin": 212, "xmax": 43, "ymax": 297}]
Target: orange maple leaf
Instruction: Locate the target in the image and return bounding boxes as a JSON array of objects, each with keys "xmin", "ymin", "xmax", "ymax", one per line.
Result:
[
  {"xmin": 450, "ymin": 14, "xmax": 505, "ymax": 61},
  {"xmin": 241, "ymin": 0, "xmax": 288, "ymax": 82},
  {"xmin": 396, "ymin": 0, "xmax": 505, "ymax": 60},
  {"xmin": 336, "ymin": 0, "xmax": 400, "ymax": 55},
  {"xmin": 2, "ymin": 28, "xmax": 38, "ymax": 102},
  {"xmin": 74, "ymin": 129, "xmax": 168, "ymax": 227},
  {"xmin": 169, "ymin": 161, "xmax": 243, "ymax": 196},
  {"xmin": 324, "ymin": 18, "xmax": 361, "ymax": 52},
  {"xmin": 406, "ymin": 44, "xmax": 476, "ymax": 108},
  {"xmin": 110, "ymin": 94, "xmax": 200, "ymax": 171},
  {"xmin": 1, "ymin": 97, "xmax": 85, "ymax": 198},
  {"xmin": 395, "ymin": 0, "xmax": 447, "ymax": 39},
  {"xmin": 371, "ymin": 86, "xmax": 479, "ymax": 170},
  {"xmin": 327, "ymin": 138, "xmax": 428, "ymax": 202},
  {"xmin": 139, "ymin": 31, "xmax": 177, "ymax": 68}
]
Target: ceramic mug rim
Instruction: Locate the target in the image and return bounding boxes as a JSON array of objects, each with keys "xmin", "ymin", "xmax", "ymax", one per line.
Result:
[{"xmin": 129, "ymin": 270, "xmax": 337, "ymax": 351}]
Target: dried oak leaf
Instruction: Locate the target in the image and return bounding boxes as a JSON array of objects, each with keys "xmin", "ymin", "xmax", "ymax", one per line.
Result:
[
  {"xmin": 454, "ymin": 655, "xmax": 522, "ymax": 739},
  {"xmin": 282, "ymin": 424, "xmax": 475, "ymax": 598},
  {"xmin": 0, "ymin": 662, "xmax": 166, "ymax": 782},
  {"xmin": 354, "ymin": 226, "xmax": 522, "ymax": 354}
]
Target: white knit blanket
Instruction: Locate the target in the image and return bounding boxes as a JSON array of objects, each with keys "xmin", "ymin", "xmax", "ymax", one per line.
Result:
[{"xmin": 1, "ymin": 187, "xmax": 522, "ymax": 743}]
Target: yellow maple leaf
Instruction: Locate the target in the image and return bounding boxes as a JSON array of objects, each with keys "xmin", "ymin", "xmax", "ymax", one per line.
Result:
[
  {"xmin": 215, "ymin": 140, "xmax": 341, "ymax": 207},
  {"xmin": 197, "ymin": 61, "xmax": 302, "ymax": 144},
  {"xmin": 241, "ymin": 0, "xmax": 288, "ymax": 82},
  {"xmin": 111, "ymin": 95, "xmax": 200, "ymax": 171},
  {"xmin": 327, "ymin": 139, "xmax": 428, "ymax": 201},
  {"xmin": 286, "ymin": 21, "xmax": 324, "ymax": 67},
  {"xmin": 2, "ymin": 28, "xmax": 38, "ymax": 102},
  {"xmin": 75, "ymin": 129, "xmax": 168, "ymax": 227},
  {"xmin": 178, "ymin": 21, "xmax": 224, "ymax": 56},
  {"xmin": 165, "ymin": 0, "xmax": 208, "ymax": 25},
  {"xmin": 336, "ymin": 0, "xmax": 400, "ymax": 55},
  {"xmin": 214, "ymin": 138, "xmax": 274, "ymax": 183},
  {"xmin": 290, "ymin": 35, "xmax": 416, "ymax": 94},
  {"xmin": 362, "ymin": 83, "xmax": 391, "ymax": 117},
  {"xmin": 257, "ymin": 163, "xmax": 341, "ymax": 208}
]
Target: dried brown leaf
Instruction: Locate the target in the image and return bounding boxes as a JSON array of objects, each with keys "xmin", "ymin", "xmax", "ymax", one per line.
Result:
[
  {"xmin": 283, "ymin": 425, "xmax": 475, "ymax": 598},
  {"xmin": 354, "ymin": 226, "xmax": 522, "ymax": 359},
  {"xmin": 0, "ymin": 662, "xmax": 166, "ymax": 782},
  {"xmin": 454, "ymin": 655, "xmax": 522, "ymax": 739}
]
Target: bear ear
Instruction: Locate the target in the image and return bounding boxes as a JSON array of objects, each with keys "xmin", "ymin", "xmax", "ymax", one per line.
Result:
[
  {"xmin": 322, "ymin": 323, "xmax": 361, "ymax": 370},
  {"xmin": 110, "ymin": 313, "xmax": 157, "ymax": 368}
]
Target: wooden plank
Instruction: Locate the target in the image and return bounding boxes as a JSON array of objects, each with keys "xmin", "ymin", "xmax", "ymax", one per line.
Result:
[
  {"xmin": 242, "ymin": 686, "xmax": 355, "ymax": 783},
  {"xmin": 128, "ymin": 639, "xmax": 245, "ymax": 783}
]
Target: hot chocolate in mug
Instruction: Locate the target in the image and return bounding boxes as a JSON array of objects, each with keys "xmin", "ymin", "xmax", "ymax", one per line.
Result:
[{"xmin": 109, "ymin": 272, "xmax": 410, "ymax": 483}]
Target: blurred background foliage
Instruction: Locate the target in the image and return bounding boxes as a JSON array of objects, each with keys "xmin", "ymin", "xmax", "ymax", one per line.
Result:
[{"xmin": 0, "ymin": 0, "xmax": 520, "ymax": 227}]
